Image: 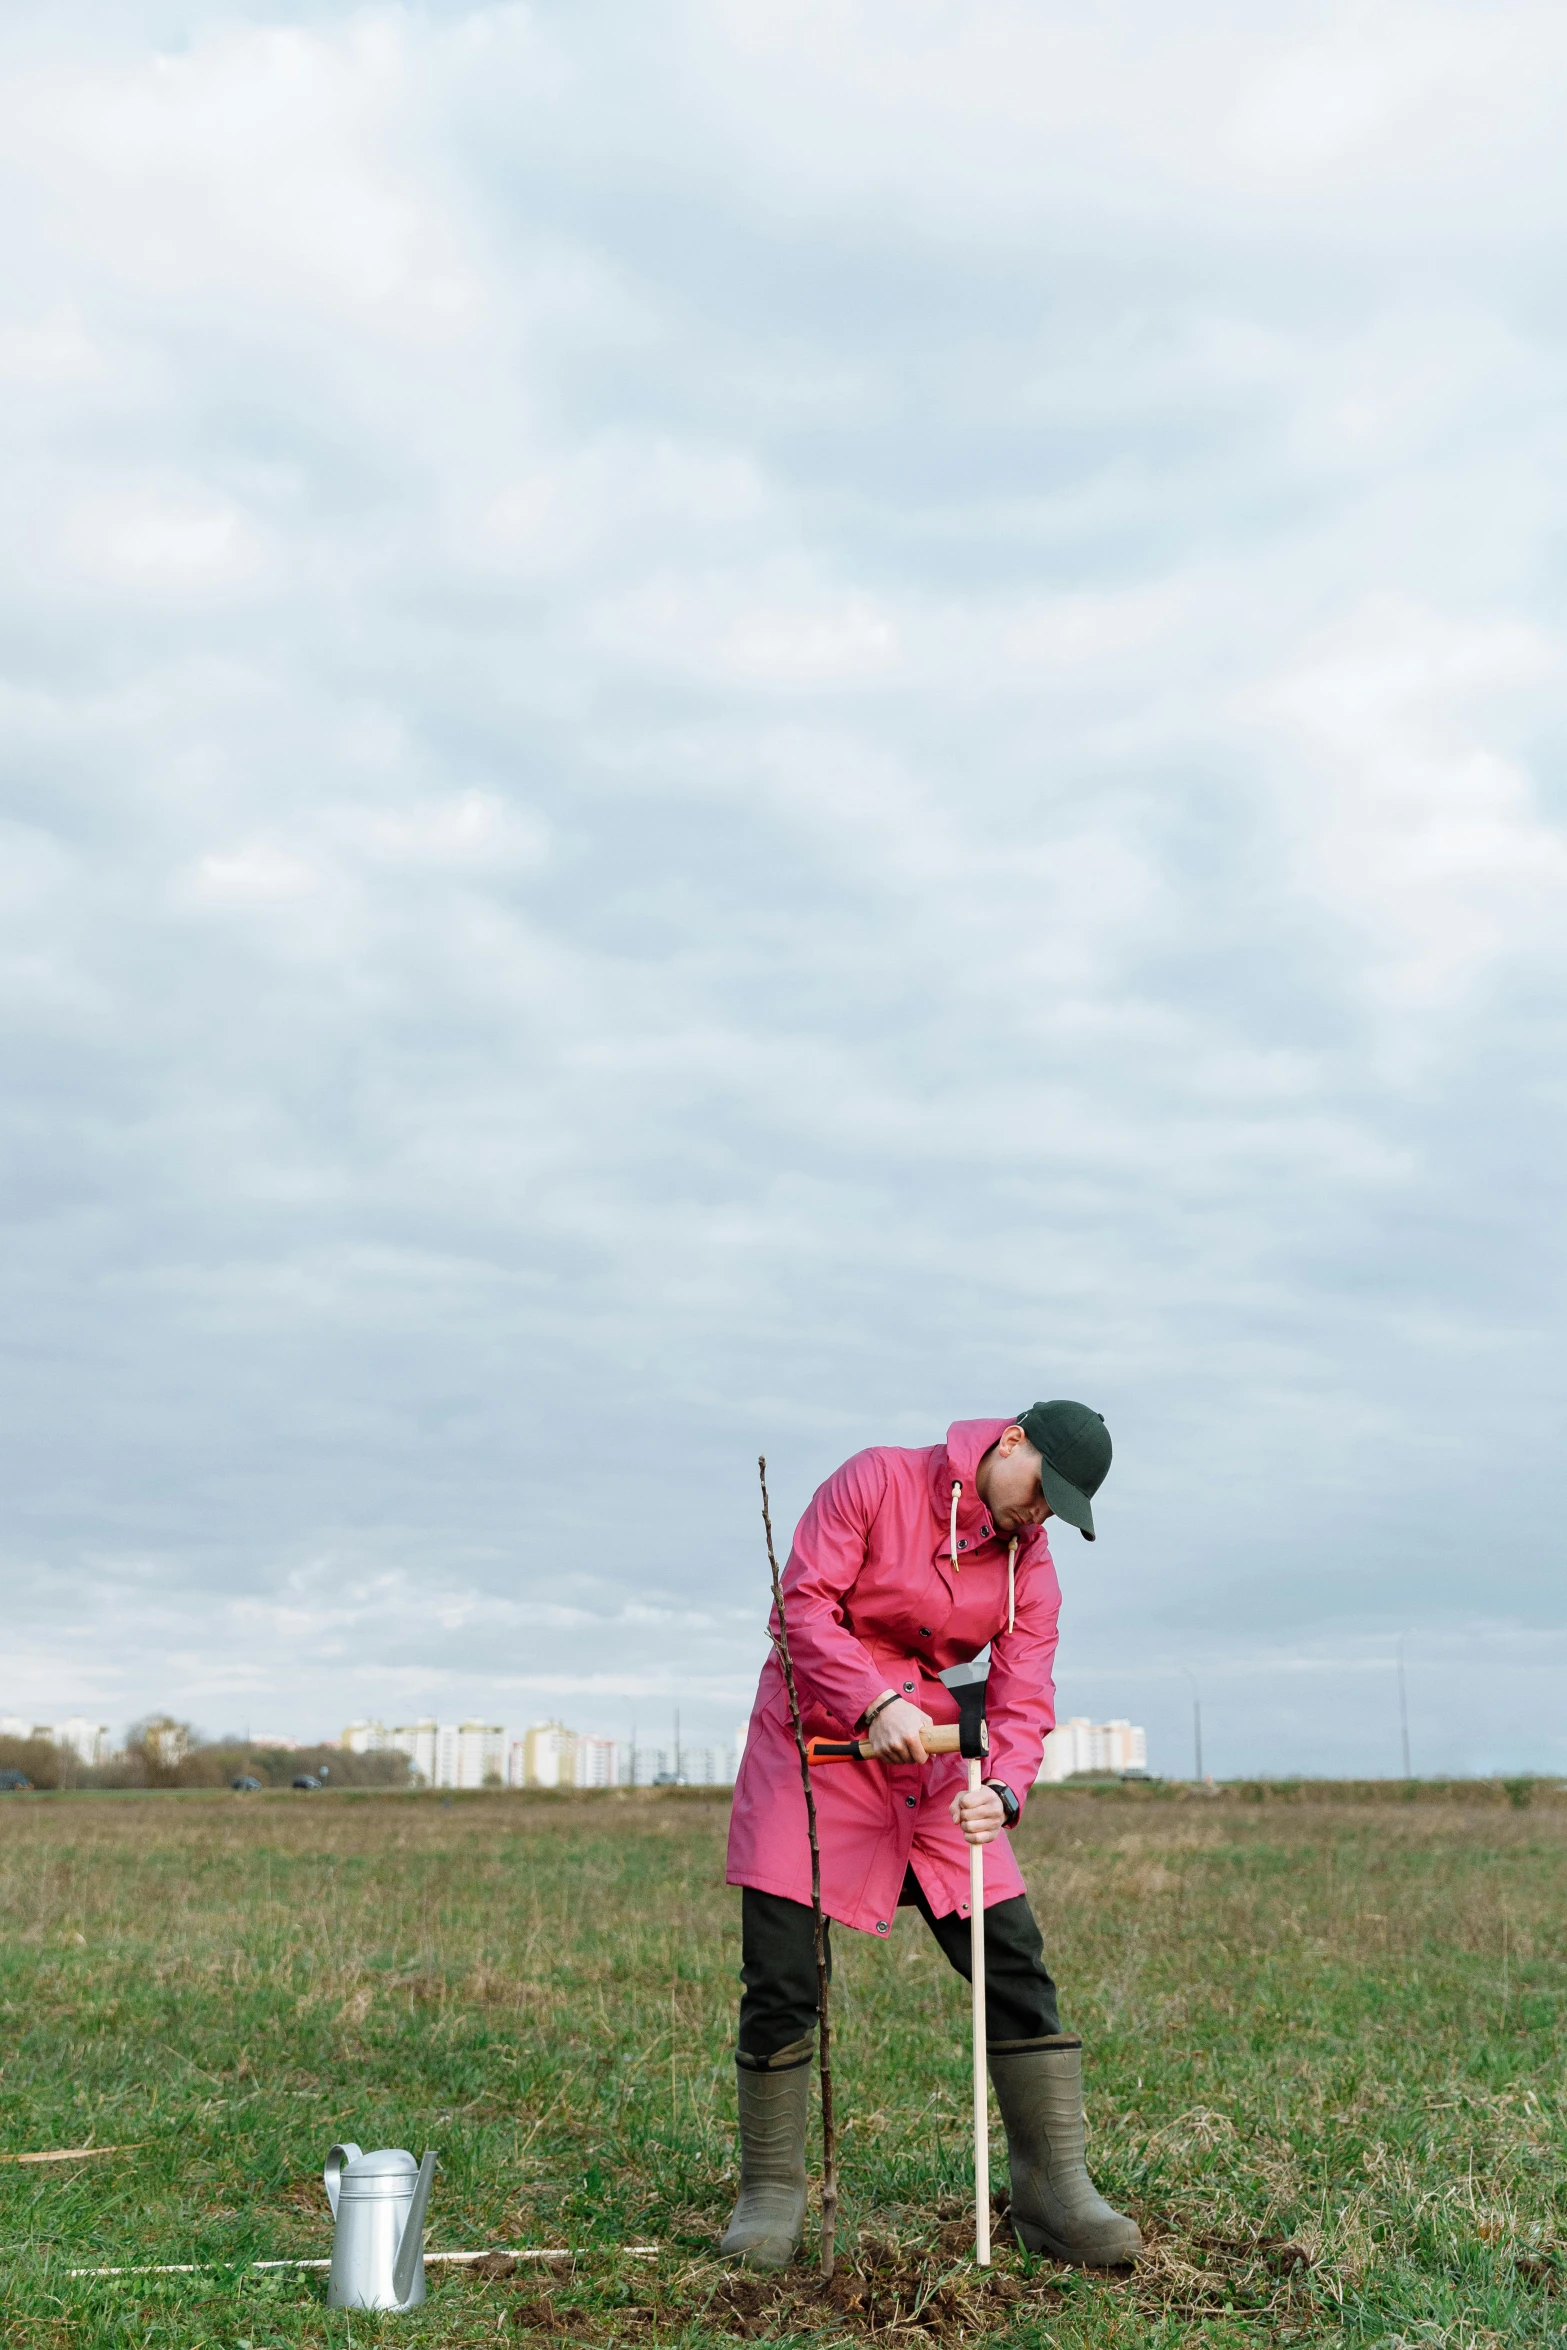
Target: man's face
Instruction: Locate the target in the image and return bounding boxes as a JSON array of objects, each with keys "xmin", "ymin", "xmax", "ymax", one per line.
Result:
[{"xmin": 975, "ymin": 1424, "xmax": 1053, "ymax": 1537}]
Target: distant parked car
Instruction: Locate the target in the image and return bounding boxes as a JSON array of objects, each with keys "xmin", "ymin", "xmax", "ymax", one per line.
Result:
[
  {"xmin": 231, "ymin": 1775, "xmax": 263, "ymax": 1792},
  {"xmin": 0, "ymin": 1769, "xmax": 32, "ymax": 1792},
  {"xmin": 290, "ymin": 1774, "xmax": 320, "ymax": 1790}
]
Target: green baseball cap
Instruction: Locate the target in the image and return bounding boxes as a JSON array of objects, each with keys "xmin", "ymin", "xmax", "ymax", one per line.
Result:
[{"xmin": 1016, "ymin": 1401, "xmax": 1112, "ymax": 1541}]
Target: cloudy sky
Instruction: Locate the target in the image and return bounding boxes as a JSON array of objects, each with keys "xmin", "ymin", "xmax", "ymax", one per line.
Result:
[{"xmin": 3, "ymin": 0, "xmax": 1565, "ymax": 1778}]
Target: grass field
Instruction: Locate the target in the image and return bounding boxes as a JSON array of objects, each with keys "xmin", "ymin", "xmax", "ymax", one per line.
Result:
[{"xmin": 2, "ymin": 1783, "xmax": 1565, "ymax": 2349}]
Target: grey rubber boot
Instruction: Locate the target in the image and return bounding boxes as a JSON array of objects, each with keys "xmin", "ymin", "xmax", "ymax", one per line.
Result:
[
  {"xmin": 718, "ymin": 2035, "xmax": 813, "ymax": 2269},
  {"xmin": 989, "ymin": 2037, "xmax": 1143, "ymax": 2266}
]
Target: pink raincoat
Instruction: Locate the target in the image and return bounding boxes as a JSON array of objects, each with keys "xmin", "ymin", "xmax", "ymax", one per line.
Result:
[{"xmin": 727, "ymin": 1419, "xmax": 1060, "ymax": 1939}]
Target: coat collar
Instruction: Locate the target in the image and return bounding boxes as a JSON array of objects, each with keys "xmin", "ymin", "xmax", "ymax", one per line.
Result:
[{"xmin": 931, "ymin": 1418, "xmax": 1012, "ymax": 1556}]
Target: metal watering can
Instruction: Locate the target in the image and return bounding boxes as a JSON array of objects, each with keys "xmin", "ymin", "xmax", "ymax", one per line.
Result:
[{"xmin": 324, "ymin": 2143, "xmax": 438, "ymax": 2310}]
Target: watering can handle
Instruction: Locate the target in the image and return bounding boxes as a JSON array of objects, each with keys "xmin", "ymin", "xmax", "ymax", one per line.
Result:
[
  {"xmin": 323, "ymin": 2144, "xmax": 363, "ymax": 2219},
  {"xmin": 392, "ymin": 2151, "xmax": 438, "ymax": 2305}
]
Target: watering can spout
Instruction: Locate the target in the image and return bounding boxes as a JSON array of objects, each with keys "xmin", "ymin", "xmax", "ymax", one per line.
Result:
[{"xmin": 391, "ymin": 2151, "xmax": 438, "ymax": 2305}]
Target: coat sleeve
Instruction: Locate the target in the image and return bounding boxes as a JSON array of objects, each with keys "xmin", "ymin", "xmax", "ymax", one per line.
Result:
[
  {"xmin": 770, "ymin": 1450, "xmax": 895, "ymax": 1732},
  {"xmin": 982, "ymin": 1531, "xmax": 1060, "ymax": 1816}
]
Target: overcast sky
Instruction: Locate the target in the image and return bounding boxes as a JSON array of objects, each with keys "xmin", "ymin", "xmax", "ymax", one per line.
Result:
[{"xmin": 3, "ymin": 1, "xmax": 1565, "ymax": 1778}]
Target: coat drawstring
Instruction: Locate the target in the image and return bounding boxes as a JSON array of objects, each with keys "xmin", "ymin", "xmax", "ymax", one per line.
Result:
[{"xmin": 954, "ymin": 1479, "xmax": 1018, "ymax": 1634}]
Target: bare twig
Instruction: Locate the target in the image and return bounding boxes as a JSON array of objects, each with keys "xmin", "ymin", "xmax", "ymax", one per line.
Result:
[{"xmin": 758, "ymin": 1454, "xmax": 837, "ymax": 2280}]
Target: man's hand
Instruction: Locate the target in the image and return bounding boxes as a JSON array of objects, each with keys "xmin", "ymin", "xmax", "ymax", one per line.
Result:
[
  {"xmin": 951, "ymin": 1782, "xmax": 1006, "ymax": 1846},
  {"xmin": 864, "ymin": 1696, "xmax": 935, "ymax": 1764}
]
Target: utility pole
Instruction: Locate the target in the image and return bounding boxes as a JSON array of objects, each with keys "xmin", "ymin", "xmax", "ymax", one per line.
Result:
[
  {"xmin": 1184, "ymin": 1669, "xmax": 1203, "ymax": 1782},
  {"xmin": 674, "ymin": 1706, "xmax": 681, "ymax": 1786},
  {"xmin": 1397, "ymin": 1640, "xmax": 1411, "ymax": 1779}
]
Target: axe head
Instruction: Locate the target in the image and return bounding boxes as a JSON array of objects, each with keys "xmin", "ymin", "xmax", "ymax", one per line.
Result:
[{"xmin": 953, "ymin": 1676, "xmax": 989, "ymax": 1761}]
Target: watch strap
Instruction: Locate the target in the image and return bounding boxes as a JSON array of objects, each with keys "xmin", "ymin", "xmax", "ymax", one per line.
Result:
[{"xmin": 989, "ymin": 1780, "xmax": 1020, "ymax": 1825}]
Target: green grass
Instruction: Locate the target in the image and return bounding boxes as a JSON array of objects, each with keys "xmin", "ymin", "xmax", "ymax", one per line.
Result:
[{"xmin": 2, "ymin": 1783, "xmax": 1566, "ymax": 2347}]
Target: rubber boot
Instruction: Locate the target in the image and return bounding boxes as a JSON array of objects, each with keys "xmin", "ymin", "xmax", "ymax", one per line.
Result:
[
  {"xmin": 988, "ymin": 2037, "xmax": 1142, "ymax": 2266},
  {"xmin": 718, "ymin": 2035, "xmax": 813, "ymax": 2269}
]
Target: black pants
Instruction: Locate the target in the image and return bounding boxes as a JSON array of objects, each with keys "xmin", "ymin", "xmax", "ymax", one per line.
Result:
[{"xmin": 737, "ymin": 1868, "xmax": 1063, "ymax": 2066}]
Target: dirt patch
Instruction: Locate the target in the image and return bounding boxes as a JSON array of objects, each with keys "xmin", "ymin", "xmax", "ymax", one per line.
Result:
[
  {"xmin": 495, "ymin": 2219, "xmax": 1107, "ymax": 2343},
  {"xmin": 483, "ymin": 2208, "xmax": 1333, "ymax": 2343}
]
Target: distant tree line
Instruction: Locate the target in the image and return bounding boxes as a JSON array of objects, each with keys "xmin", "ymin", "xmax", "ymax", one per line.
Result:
[{"xmin": 0, "ymin": 1716, "xmax": 413, "ymax": 1791}]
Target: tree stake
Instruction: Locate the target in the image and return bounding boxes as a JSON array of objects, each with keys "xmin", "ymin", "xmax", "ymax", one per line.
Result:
[{"xmin": 759, "ymin": 1454, "xmax": 837, "ymax": 2279}]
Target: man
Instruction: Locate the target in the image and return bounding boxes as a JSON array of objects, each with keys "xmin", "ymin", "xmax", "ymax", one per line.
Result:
[{"xmin": 722, "ymin": 1402, "xmax": 1141, "ymax": 2270}]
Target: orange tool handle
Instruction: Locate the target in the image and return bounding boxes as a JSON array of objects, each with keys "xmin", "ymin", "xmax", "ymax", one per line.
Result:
[{"xmin": 804, "ymin": 1722, "xmax": 969, "ymax": 1765}]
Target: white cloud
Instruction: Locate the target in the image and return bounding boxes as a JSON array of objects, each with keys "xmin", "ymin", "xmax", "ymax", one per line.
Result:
[
  {"xmin": 356, "ymin": 791, "xmax": 551, "ymax": 869},
  {"xmin": 10, "ymin": 22, "xmax": 473, "ymax": 327},
  {"xmin": 62, "ymin": 486, "xmax": 269, "ymax": 592},
  {"xmin": 1258, "ymin": 602, "xmax": 1567, "ymax": 1022},
  {"xmin": 188, "ymin": 843, "xmax": 321, "ymax": 901}
]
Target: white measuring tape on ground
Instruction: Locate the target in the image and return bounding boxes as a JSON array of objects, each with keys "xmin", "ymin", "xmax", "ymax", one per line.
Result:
[{"xmin": 66, "ymin": 2246, "xmax": 660, "ymax": 2278}]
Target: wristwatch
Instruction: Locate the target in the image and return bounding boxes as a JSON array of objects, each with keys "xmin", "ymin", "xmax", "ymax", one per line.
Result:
[{"xmin": 988, "ymin": 1780, "xmax": 1020, "ymax": 1827}]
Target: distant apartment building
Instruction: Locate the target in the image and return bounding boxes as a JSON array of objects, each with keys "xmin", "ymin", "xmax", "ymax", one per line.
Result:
[
  {"xmin": 1037, "ymin": 1717, "xmax": 1148, "ymax": 1782},
  {"xmin": 341, "ymin": 1714, "xmax": 743, "ymax": 1791},
  {"xmin": 341, "ymin": 1720, "xmax": 392, "ymax": 1754},
  {"xmin": 441, "ymin": 1722, "xmax": 505, "ymax": 1788},
  {"xmin": 56, "ymin": 1718, "xmax": 113, "ymax": 1767},
  {"xmin": 387, "ymin": 1720, "xmax": 502, "ymax": 1787},
  {"xmin": 0, "ymin": 1715, "xmax": 111, "ymax": 1766},
  {"xmin": 574, "ymin": 1735, "xmax": 619, "ymax": 1789},
  {"xmin": 515, "ymin": 1721, "xmax": 578, "ymax": 1788},
  {"xmin": 142, "ymin": 1718, "xmax": 192, "ymax": 1769},
  {"xmin": 391, "ymin": 1720, "xmax": 440, "ymax": 1785},
  {"xmin": 622, "ymin": 1736, "xmax": 741, "ymax": 1787}
]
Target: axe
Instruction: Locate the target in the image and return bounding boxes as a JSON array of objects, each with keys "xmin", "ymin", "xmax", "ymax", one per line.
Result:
[{"xmin": 955, "ymin": 1679, "xmax": 992, "ymax": 2267}]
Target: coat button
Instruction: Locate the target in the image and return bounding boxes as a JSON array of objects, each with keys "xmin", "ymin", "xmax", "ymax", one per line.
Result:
[
  {"xmin": 875, "ymin": 1921, "xmax": 888, "ymax": 1935},
  {"xmin": 902, "ymin": 1680, "xmax": 915, "ymax": 1693},
  {"xmin": 905, "ymin": 1795, "xmax": 916, "ymax": 1809},
  {"xmin": 958, "ymin": 1539, "xmax": 967, "ymax": 1550},
  {"xmin": 920, "ymin": 1627, "xmax": 932, "ymax": 1638}
]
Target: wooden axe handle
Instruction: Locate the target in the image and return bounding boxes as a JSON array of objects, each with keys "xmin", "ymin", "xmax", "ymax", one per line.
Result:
[{"xmin": 805, "ymin": 1723, "xmax": 968, "ymax": 1765}]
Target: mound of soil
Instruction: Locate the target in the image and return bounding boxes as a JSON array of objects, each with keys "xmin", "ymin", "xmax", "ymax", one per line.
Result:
[{"xmin": 495, "ymin": 2208, "xmax": 1123, "ymax": 2343}]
